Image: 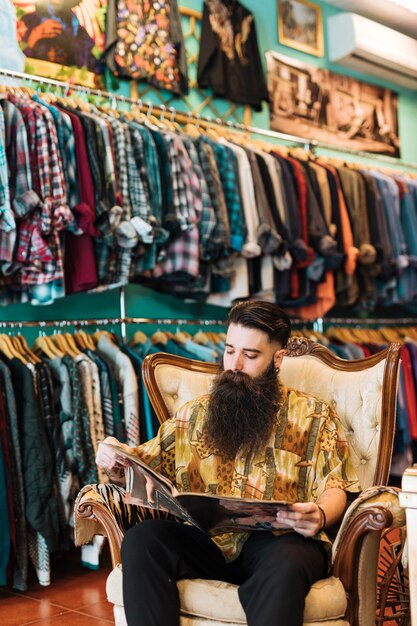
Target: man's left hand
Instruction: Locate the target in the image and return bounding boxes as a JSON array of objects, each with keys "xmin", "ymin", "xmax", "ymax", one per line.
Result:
[{"xmin": 276, "ymin": 502, "xmax": 324, "ymax": 537}]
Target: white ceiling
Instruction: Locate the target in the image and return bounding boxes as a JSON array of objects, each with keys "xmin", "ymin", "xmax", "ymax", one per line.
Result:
[{"xmin": 325, "ymin": 0, "xmax": 417, "ymax": 38}]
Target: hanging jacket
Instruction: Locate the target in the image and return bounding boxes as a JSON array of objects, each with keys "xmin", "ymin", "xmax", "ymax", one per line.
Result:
[{"xmin": 198, "ymin": 0, "xmax": 268, "ymax": 111}]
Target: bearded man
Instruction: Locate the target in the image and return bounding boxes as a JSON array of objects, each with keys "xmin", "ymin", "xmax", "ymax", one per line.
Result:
[{"xmin": 96, "ymin": 300, "xmax": 360, "ymax": 626}]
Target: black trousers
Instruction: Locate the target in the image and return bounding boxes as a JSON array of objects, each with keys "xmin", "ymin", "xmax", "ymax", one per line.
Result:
[{"xmin": 121, "ymin": 519, "xmax": 328, "ymax": 626}]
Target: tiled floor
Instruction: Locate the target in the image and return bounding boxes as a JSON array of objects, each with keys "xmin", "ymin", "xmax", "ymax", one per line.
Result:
[
  {"xmin": 0, "ymin": 547, "xmax": 113, "ymax": 626},
  {"xmin": 0, "ymin": 535, "xmax": 404, "ymax": 625}
]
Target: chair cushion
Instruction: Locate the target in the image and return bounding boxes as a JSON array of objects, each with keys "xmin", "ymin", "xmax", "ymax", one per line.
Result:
[{"xmin": 106, "ymin": 565, "xmax": 347, "ymax": 624}]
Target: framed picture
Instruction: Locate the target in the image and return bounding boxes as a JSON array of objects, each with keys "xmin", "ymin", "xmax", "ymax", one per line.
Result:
[
  {"xmin": 278, "ymin": 0, "xmax": 324, "ymax": 57},
  {"xmin": 14, "ymin": 0, "xmax": 106, "ymax": 88},
  {"xmin": 266, "ymin": 51, "xmax": 400, "ymax": 157}
]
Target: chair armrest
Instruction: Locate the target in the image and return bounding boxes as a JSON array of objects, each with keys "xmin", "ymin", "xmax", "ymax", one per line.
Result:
[
  {"xmin": 332, "ymin": 485, "xmax": 404, "ymax": 563},
  {"xmin": 330, "ymin": 486, "xmax": 405, "ymax": 626},
  {"xmin": 74, "ymin": 483, "xmax": 177, "ymax": 568},
  {"xmin": 399, "ymin": 466, "xmax": 417, "ymax": 625},
  {"xmin": 74, "ymin": 483, "xmax": 150, "ymax": 568}
]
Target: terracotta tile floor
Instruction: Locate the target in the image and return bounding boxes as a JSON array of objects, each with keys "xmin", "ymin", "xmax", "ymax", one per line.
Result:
[{"xmin": 0, "ymin": 547, "xmax": 113, "ymax": 626}]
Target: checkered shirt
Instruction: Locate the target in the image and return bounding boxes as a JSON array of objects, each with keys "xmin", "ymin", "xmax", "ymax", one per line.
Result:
[{"xmin": 0, "ymin": 102, "xmax": 16, "ymax": 262}]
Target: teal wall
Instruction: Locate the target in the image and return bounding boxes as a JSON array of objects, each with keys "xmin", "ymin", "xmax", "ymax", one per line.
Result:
[
  {"xmin": 183, "ymin": 0, "xmax": 417, "ymax": 165},
  {"xmin": 2, "ymin": 0, "xmax": 417, "ymax": 327}
]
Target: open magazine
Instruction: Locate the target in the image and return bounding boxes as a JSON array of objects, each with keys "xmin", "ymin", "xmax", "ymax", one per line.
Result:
[{"xmin": 107, "ymin": 443, "xmax": 292, "ymax": 536}]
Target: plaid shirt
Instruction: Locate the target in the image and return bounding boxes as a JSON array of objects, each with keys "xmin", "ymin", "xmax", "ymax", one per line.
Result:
[
  {"xmin": 39, "ymin": 104, "xmax": 72, "ymax": 232},
  {"xmin": 137, "ymin": 125, "xmax": 163, "ymax": 225},
  {"xmin": 204, "ymin": 138, "xmax": 246, "ymax": 252},
  {"xmin": 125, "ymin": 122, "xmax": 151, "ymax": 221},
  {"xmin": 10, "ymin": 97, "xmax": 65, "ymax": 287},
  {"xmin": 182, "ymin": 136, "xmax": 216, "ymax": 261},
  {"xmin": 59, "ymin": 109, "xmax": 79, "ymax": 214},
  {"xmin": 96, "ymin": 115, "xmax": 117, "ymax": 211},
  {"xmin": 33, "ymin": 96, "xmax": 78, "ymax": 218},
  {"xmin": 124, "ymin": 124, "xmax": 149, "ymax": 221},
  {"xmin": 153, "ymin": 134, "xmax": 201, "ymax": 278},
  {"xmin": 197, "ymin": 139, "xmax": 231, "ymax": 253},
  {"xmin": 0, "ymin": 102, "xmax": 16, "ymax": 262},
  {"xmin": 108, "ymin": 117, "xmax": 131, "ymax": 219}
]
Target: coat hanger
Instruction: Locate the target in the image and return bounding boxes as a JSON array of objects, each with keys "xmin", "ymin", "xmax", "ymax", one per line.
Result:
[
  {"xmin": 174, "ymin": 330, "xmax": 190, "ymax": 344},
  {"xmin": 151, "ymin": 330, "xmax": 168, "ymax": 346},
  {"xmin": 63, "ymin": 332, "xmax": 82, "ymax": 355},
  {"xmin": 193, "ymin": 330, "xmax": 210, "ymax": 346},
  {"xmin": 74, "ymin": 330, "xmax": 96, "ymax": 351},
  {"xmin": 288, "ymin": 146, "xmax": 314, "ymax": 162},
  {"xmin": 157, "ymin": 105, "xmax": 177, "ymax": 132},
  {"xmin": 12, "ymin": 334, "xmax": 42, "ymax": 364},
  {"xmin": 130, "ymin": 330, "xmax": 148, "ymax": 347},
  {"xmin": 0, "ymin": 333, "xmax": 26, "ymax": 363},
  {"xmin": 142, "ymin": 103, "xmax": 166, "ymax": 130},
  {"xmin": 50, "ymin": 332, "xmax": 78, "ymax": 358},
  {"xmin": 166, "ymin": 107, "xmax": 182, "ymax": 133},
  {"xmin": 32, "ymin": 334, "xmax": 65, "ymax": 359},
  {"xmin": 92, "ymin": 329, "xmax": 118, "ymax": 345}
]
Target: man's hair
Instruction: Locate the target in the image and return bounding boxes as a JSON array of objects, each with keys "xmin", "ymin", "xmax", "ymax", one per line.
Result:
[{"xmin": 227, "ymin": 300, "xmax": 291, "ymax": 348}]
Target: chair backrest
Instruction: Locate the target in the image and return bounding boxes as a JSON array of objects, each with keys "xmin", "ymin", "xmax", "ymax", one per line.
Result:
[{"xmin": 142, "ymin": 337, "xmax": 401, "ymax": 490}]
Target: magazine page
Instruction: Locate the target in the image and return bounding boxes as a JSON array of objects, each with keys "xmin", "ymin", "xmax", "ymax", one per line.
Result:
[
  {"xmin": 176, "ymin": 493, "xmax": 293, "ymax": 535},
  {"xmin": 106, "ymin": 443, "xmax": 175, "ymax": 493},
  {"xmin": 105, "ymin": 443, "xmax": 201, "ymax": 528},
  {"xmin": 105, "ymin": 443, "xmax": 293, "ymax": 535},
  {"xmin": 124, "ymin": 464, "xmax": 201, "ymax": 528}
]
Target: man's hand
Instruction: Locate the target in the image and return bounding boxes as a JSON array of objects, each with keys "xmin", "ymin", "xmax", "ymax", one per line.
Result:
[
  {"xmin": 276, "ymin": 488, "xmax": 347, "ymax": 537},
  {"xmin": 95, "ymin": 436, "xmax": 134, "ymax": 486},
  {"xmin": 276, "ymin": 502, "xmax": 324, "ymax": 537}
]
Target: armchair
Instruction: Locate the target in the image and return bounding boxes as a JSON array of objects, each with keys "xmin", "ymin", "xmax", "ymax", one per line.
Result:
[{"xmin": 74, "ymin": 337, "xmax": 408, "ymax": 626}]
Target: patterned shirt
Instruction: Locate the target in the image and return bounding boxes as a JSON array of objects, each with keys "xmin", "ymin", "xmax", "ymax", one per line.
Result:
[{"xmin": 134, "ymin": 386, "xmax": 360, "ymax": 562}]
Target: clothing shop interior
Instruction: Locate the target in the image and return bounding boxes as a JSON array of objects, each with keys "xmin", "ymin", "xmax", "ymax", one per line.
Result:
[{"xmin": 1, "ymin": 0, "xmax": 417, "ymax": 624}]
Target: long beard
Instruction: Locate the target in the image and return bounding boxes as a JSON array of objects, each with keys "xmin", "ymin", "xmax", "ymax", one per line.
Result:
[{"xmin": 205, "ymin": 360, "xmax": 282, "ymax": 461}]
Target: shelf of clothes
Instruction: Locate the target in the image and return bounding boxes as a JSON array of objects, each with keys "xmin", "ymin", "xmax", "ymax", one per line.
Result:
[
  {"xmin": 0, "ymin": 326, "xmax": 224, "ymax": 590},
  {"xmin": 1, "ymin": 87, "xmax": 417, "ymax": 312}
]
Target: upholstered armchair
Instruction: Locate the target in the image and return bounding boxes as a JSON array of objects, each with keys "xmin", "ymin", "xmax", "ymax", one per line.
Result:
[{"xmin": 74, "ymin": 337, "xmax": 408, "ymax": 626}]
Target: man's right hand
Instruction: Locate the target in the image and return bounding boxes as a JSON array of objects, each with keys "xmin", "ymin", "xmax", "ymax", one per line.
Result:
[{"xmin": 95, "ymin": 436, "xmax": 135, "ymax": 486}]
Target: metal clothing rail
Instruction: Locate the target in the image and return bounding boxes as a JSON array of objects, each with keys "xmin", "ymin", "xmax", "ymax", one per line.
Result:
[
  {"xmin": 1, "ymin": 67, "xmax": 417, "ymax": 170},
  {"xmin": 321, "ymin": 316, "xmax": 417, "ymax": 326},
  {"xmin": 0, "ymin": 317, "xmax": 227, "ymax": 328},
  {"xmin": 0, "ymin": 316, "xmax": 415, "ymax": 329}
]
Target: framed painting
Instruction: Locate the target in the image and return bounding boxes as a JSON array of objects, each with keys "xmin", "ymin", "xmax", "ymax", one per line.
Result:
[
  {"xmin": 278, "ymin": 0, "xmax": 324, "ymax": 57},
  {"xmin": 14, "ymin": 0, "xmax": 107, "ymax": 88}
]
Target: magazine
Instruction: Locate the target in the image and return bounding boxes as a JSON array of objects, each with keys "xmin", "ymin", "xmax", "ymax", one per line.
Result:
[{"xmin": 106, "ymin": 443, "xmax": 292, "ymax": 536}]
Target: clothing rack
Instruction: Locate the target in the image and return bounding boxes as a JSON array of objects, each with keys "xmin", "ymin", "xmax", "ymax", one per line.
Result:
[
  {"xmin": 0, "ymin": 316, "xmax": 415, "ymax": 330},
  {"xmin": 293, "ymin": 316, "xmax": 417, "ymax": 334},
  {"xmin": 1, "ymin": 67, "xmax": 417, "ymax": 171},
  {"xmin": 0, "ymin": 317, "xmax": 226, "ymax": 329}
]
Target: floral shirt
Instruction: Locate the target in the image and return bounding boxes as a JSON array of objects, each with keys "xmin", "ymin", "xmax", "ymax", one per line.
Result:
[{"xmin": 134, "ymin": 386, "xmax": 360, "ymax": 561}]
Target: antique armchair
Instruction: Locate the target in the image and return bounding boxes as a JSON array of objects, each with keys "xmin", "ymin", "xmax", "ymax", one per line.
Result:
[{"xmin": 74, "ymin": 337, "xmax": 407, "ymax": 626}]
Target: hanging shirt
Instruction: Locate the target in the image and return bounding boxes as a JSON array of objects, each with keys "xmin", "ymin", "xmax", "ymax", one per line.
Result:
[{"xmin": 198, "ymin": 0, "xmax": 269, "ymax": 111}]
